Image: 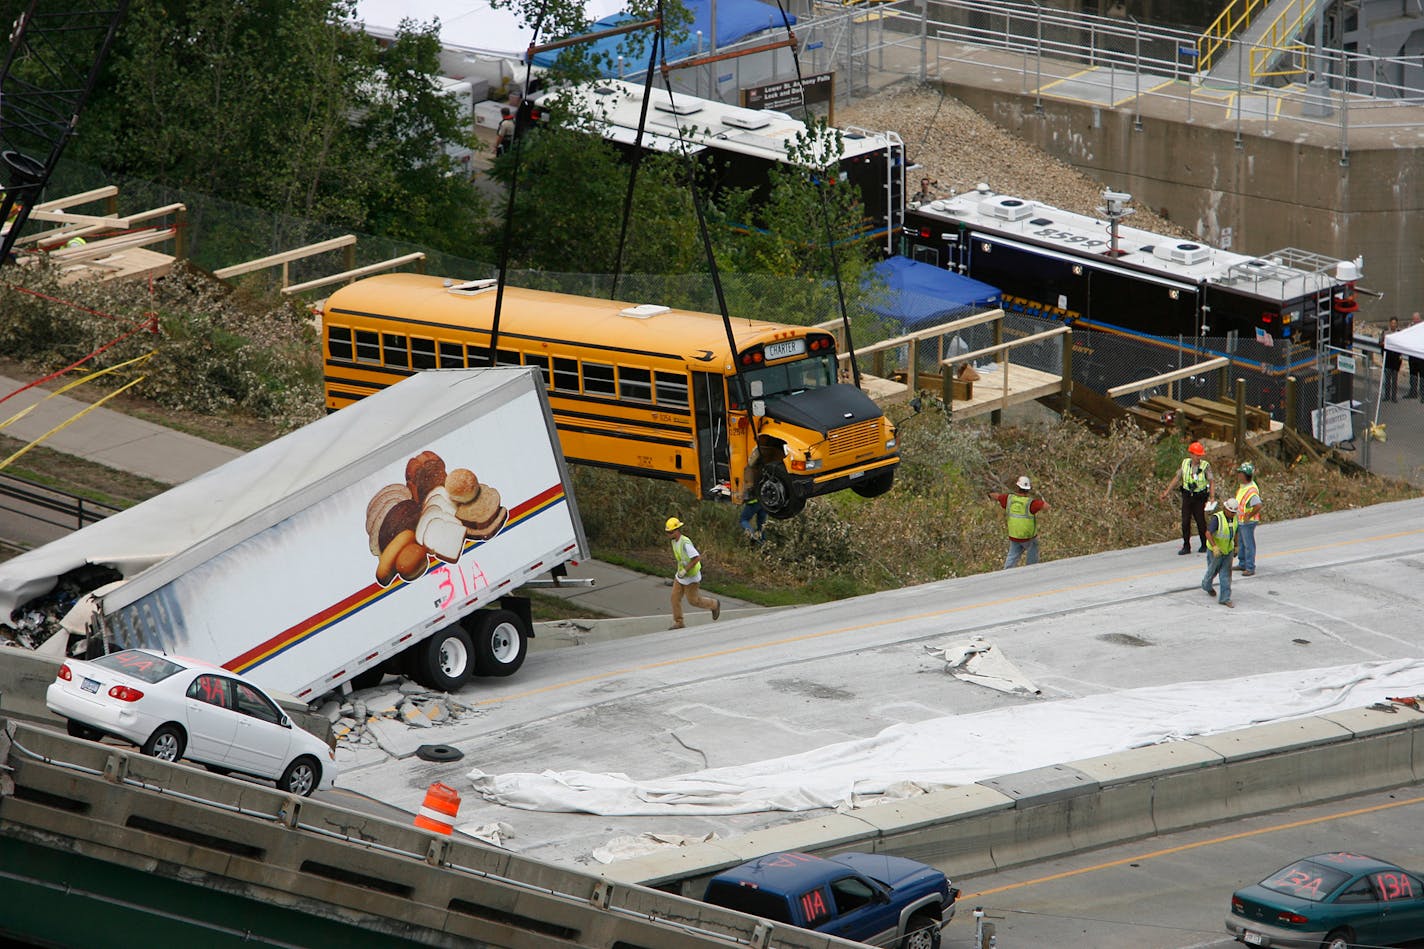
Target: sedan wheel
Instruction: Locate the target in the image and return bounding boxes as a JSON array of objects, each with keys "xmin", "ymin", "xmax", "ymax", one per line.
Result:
[
  {"xmin": 279, "ymin": 756, "xmax": 321, "ymax": 797},
  {"xmin": 1322, "ymin": 930, "xmax": 1353, "ymax": 949},
  {"xmin": 141, "ymin": 723, "xmax": 186, "ymax": 762}
]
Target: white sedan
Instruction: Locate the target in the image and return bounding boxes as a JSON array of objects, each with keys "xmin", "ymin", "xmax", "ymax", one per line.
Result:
[{"xmin": 46, "ymin": 648, "xmax": 336, "ymax": 796}]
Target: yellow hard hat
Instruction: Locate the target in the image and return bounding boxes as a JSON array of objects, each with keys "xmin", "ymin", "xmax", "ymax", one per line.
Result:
[{"xmin": 664, "ymin": 516, "xmax": 683, "ymax": 531}]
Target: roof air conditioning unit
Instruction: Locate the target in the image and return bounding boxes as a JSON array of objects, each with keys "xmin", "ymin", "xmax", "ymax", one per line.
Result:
[
  {"xmin": 620, "ymin": 304, "xmax": 670, "ymax": 319},
  {"xmin": 983, "ymin": 196, "xmax": 1034, "ymax": 222},
  {"xmin": 653, "ymin": 97, "xmax": 702, "ymax": 117},
  {"xmin": 722, "ymin": 112, "xmax": 770, "ymax": 131},
  {"xmin": 1152, "ymin": 242, "xmax": 1211, "ymax": 266}
]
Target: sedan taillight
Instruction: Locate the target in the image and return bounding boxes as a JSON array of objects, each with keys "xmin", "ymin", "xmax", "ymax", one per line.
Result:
[
  {"xmin": 1231, "ymin": 898, "xmax": 1244, "ymax": 913},
  {"xmin": 57, "ymin": 663, "xmax": 73, "ymax": 681},
  {"xmin": 108, "ymin": 685, "xmax": 144, "ymax": 702},
  {"xmin": 1277, "ymin": 911, "xmax": 1308, "ymax": 926}
]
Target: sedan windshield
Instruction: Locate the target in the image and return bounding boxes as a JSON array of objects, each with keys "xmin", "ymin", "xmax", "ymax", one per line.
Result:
[{"xmin": 1260, "ymin": 860, "xmax": 1351, "ymax": 902}]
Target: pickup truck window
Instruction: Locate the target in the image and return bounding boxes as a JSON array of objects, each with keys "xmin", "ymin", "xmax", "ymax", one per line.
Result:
[
  {"xmin": 703, "ymin": 883, "xmax": 792, "ymax": 924},
  {"xmin": 830, "ymin": 874, "xmax": 877, "ymax": 914},
  {"xmin": 797, "ymin": 887, "xmax": 832, "ymax": 927}
]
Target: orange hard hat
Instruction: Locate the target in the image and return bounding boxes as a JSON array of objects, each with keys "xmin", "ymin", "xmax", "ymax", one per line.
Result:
[{"xmin": 1188, "ymin": 442, "xmax": 1205, "ymax": 456}]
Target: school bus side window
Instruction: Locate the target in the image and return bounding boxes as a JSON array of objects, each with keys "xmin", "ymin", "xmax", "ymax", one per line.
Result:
[
  {"xmin": 354, "ymin": 330, "xmax": 380, "ymax": 364},
  {"xmin": 328, "ymin": 326, "xmax": 354, "ymax": 361},
  {"xmin": 438, "ymin": 341, "xmax": 464, "ymax": 367},
  {"xmin": 411, "ymin": 337, "xmax": 437, "ymax": 370},
  {"xmin": 496, "ymin": 349, "xmax": 521, "ymax": 367},
  {"xmin": 525, "ymin": 353, "xmax": 551, "ymax": 387},
  {"xmin": 655, "ymin": 371, "xmax": 689, "ymax": 408},
  {"xmin": 619, "ymin": 366, "xmax": 652, "ymax": 402},
  {"xmin": 382, "ymin": 333, "xmax": 410, "ymax": 369},
  {"xmin": 583, "ymin": 362, "xmax": 615, "ymax": 396},
  {"xmin": 552, "ymin": 357, "xmax": 579, "ymax": 392}
]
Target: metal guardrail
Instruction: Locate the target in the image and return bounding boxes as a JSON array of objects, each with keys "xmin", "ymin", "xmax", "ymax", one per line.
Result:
[
  {"xmin": 0, "ymin": 473, "xmax": 119, "ymax": 533},
  {"xmin": 0, "ymin": 719, "xmax": 863, "ymax": 949}
]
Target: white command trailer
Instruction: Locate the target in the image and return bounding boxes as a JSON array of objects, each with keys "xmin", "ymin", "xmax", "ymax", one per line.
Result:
[{"xmin": 0, "ymin": 368, "xmax": 587, "ymax": 701}]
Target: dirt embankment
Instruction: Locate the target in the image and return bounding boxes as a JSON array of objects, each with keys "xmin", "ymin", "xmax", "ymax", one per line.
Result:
[{"xmin": 837, "ymin": 82, "xmax": 1189, "ymax": 235}]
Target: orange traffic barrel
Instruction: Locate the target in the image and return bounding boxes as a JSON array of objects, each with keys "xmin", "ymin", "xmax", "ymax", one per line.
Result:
[{"xmin": 413, "ymin": 781, "xmax": 461, "ymax": 835}]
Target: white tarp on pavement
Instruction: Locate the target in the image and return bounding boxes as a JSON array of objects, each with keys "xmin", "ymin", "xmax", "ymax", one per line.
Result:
[
  {"xmin": 928, "ymin": 637, "xmax": 1041, "ymax": 696},
  {"xmin": 469, "ymin": 658, "xmax": 1424, "ymax": 816}
]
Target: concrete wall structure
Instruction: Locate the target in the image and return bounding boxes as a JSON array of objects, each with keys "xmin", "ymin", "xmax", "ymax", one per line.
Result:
[
  {"xmin": 908, "ymin": 21, "xmax": 1424, "ymax": 328},
  {"xmin": 0, "ymin": 719, "xmax": 865, "ymax": 949},
  {"xmin": 937, "ymin": 82, "xmax": 1421, "ymax": 325}
]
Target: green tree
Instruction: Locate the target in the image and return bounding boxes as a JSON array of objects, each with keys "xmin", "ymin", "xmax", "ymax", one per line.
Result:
[{"xmin": 68, "ymin": 0, "xmax": 483, "ymax": 254}]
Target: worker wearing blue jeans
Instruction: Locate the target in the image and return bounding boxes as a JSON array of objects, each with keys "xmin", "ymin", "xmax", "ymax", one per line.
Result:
[{"xmin": 1201, "ymin": 498, "xmax": 1238, "ymax": 608}]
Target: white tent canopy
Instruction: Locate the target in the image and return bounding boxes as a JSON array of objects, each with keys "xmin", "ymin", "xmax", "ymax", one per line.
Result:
[{"xmin": 1384, "ymin": 320, "xmax": 1424, "ymax": 360}]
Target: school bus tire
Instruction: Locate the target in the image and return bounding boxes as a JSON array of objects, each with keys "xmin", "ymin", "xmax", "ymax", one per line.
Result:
[{"xmin": 758, "ymin": 465, "xmax": 806, "ymax": 519}]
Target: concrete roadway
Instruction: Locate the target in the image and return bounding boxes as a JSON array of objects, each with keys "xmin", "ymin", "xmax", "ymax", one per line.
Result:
[
  {"xmin": 336, "ymin": 497, "xmax": 1424, "ymax": 867},
  {"xmin": 940, "ymin": 786, "xmax": 1424, "ymax": 949}
]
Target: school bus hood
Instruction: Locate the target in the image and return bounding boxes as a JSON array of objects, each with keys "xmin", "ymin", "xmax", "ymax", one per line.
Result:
[{"xmin": 761, "ymin": 384, "xmax": 884, "ymax": 438}]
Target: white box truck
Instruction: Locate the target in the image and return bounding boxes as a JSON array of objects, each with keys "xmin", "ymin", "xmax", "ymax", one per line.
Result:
[{"xmin": 0, "ymin": 368, "xmax": 587, "ymax": 701}]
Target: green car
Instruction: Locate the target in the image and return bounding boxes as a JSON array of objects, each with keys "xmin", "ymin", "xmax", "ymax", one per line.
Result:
[{"xmin": 1226, "ymin": 852, "xmax": 1424, "ymax": 949}]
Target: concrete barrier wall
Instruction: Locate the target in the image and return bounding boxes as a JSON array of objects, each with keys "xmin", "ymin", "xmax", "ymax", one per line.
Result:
[
  {"xmin": 0, "ymin": 720, "xmax": 864, "ymax": 949},
  {"xmin": 605, "ymin": 704, "xmax": 1424, "ymax": 897}
]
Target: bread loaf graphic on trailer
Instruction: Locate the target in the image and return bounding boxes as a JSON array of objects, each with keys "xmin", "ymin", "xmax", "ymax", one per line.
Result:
[{"xmin": 366, "ymin": 453, "xmax": 506, "ymax": 585}]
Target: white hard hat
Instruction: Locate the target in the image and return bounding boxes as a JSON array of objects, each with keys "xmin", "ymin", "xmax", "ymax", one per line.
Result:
[
  {"xmin": 1016, "ymin": 476, "xmax": 1032, "ymax": 490},
  {"xmin": 1223, "ymin": 498, "xmax": 1240, "ymax": 514}
]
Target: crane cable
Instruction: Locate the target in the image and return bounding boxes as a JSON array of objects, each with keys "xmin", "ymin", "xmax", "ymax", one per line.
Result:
[
  {"xmin": 608, "ymin": 18, "xmax": 664, "ymax": 300},
  {"xmin": 488, "ymin": 0, "xmax": 555, "ymax": 366},
  {"xmin": 770, "ymin": 0, "xmax": 861, "ymax": 389},
  {"xmin": 651, "ymin": 15, "xmax": 745, "ymax": 405}
]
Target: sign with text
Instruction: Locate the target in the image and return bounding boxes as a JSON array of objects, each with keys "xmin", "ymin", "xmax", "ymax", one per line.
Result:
[
  {"xmin": 1311, "ymin": 400, "xmax": 1353, "ymax": 445},
  {"xmin": 741, "ymin": 72, "xmax": 834, "ymax": 113}
]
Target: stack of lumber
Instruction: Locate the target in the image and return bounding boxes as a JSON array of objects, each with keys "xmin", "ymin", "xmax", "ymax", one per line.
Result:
[{"xmin": 1126, "ymin": 395, "xmax": 1271, "ymax": 441}]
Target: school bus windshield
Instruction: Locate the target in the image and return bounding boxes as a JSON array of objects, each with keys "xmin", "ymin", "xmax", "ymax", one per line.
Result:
[{"xmin": 738, "ymin": 353, "xmax": 838, "ymax": 404}]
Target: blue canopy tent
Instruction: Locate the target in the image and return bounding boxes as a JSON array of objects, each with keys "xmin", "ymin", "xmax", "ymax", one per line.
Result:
[
  {"xmin": 865, "ymin": 255, "xmax": 1001, "ymax": 330},
  {"xmin": 531, "ymin": 0, "xmax": 795, "ymax": 74}
]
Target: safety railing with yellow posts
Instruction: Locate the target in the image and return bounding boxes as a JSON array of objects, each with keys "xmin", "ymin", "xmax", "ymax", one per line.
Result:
[
  {"xmin": 1196, "ymin": 0, "xmax": 1269, "ymax": 73},
  {"xmin": 1249, "ymin": 0, "xmax": 1315, "ymax": 78}
]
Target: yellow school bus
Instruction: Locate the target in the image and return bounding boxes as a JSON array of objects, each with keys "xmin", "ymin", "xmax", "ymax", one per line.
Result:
[{"xmin": 319, "ymin": 273, "xmax": 898, "ymax": 517}]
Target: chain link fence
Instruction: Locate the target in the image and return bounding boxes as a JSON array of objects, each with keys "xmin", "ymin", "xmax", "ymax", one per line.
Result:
[{"xmin": 35, "ymin": 156, "xmax": 1416, "ymax": 479}]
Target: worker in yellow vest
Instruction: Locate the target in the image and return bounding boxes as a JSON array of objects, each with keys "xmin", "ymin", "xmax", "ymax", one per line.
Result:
[
  {"xmin": 665, "ymin": 517, "xmax": 721, "ymax": 630},
  {"xmin": 1233, "ymin": 462, "xmax": 1264, "ymax": 576},
  {"xmin": 988, "ymin": 475, "xmax": 1048, "ymax": 569},
  {"xmin": 1159, "ymin": 441, "xmax": 1214, "ymax": 555},
  {"xmin": 1201, "ymin": 497, "xmax": 1239, "ymax": 608}
]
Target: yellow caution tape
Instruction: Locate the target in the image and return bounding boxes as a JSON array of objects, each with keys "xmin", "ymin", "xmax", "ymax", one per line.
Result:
[
  {"xmin": 0, "ymin": 351, "xmax": 155, "ymax": 433},
  {"xmin": 0, "ymin": 375, "xmax": 147, "ymax": 473}
]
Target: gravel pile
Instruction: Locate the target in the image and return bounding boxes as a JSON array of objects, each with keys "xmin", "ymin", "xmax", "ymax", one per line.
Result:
[{"xmin": 837, "ymin": 82, "xmax": 1191, "ymax": 237}]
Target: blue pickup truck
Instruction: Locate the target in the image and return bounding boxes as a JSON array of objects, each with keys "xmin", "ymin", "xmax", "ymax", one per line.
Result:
[{"xmin": 702, "ymin": 851, "xmax": 957, "ymax": 948}]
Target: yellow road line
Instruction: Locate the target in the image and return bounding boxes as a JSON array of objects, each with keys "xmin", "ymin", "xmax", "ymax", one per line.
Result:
[
  {"xmin": 473, "ymin": 525, "xmax": 1424, "ymax": 709},
  {"xmin": 961, "ymin": 794, "xmax": 1424, "ymax": 899}
]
